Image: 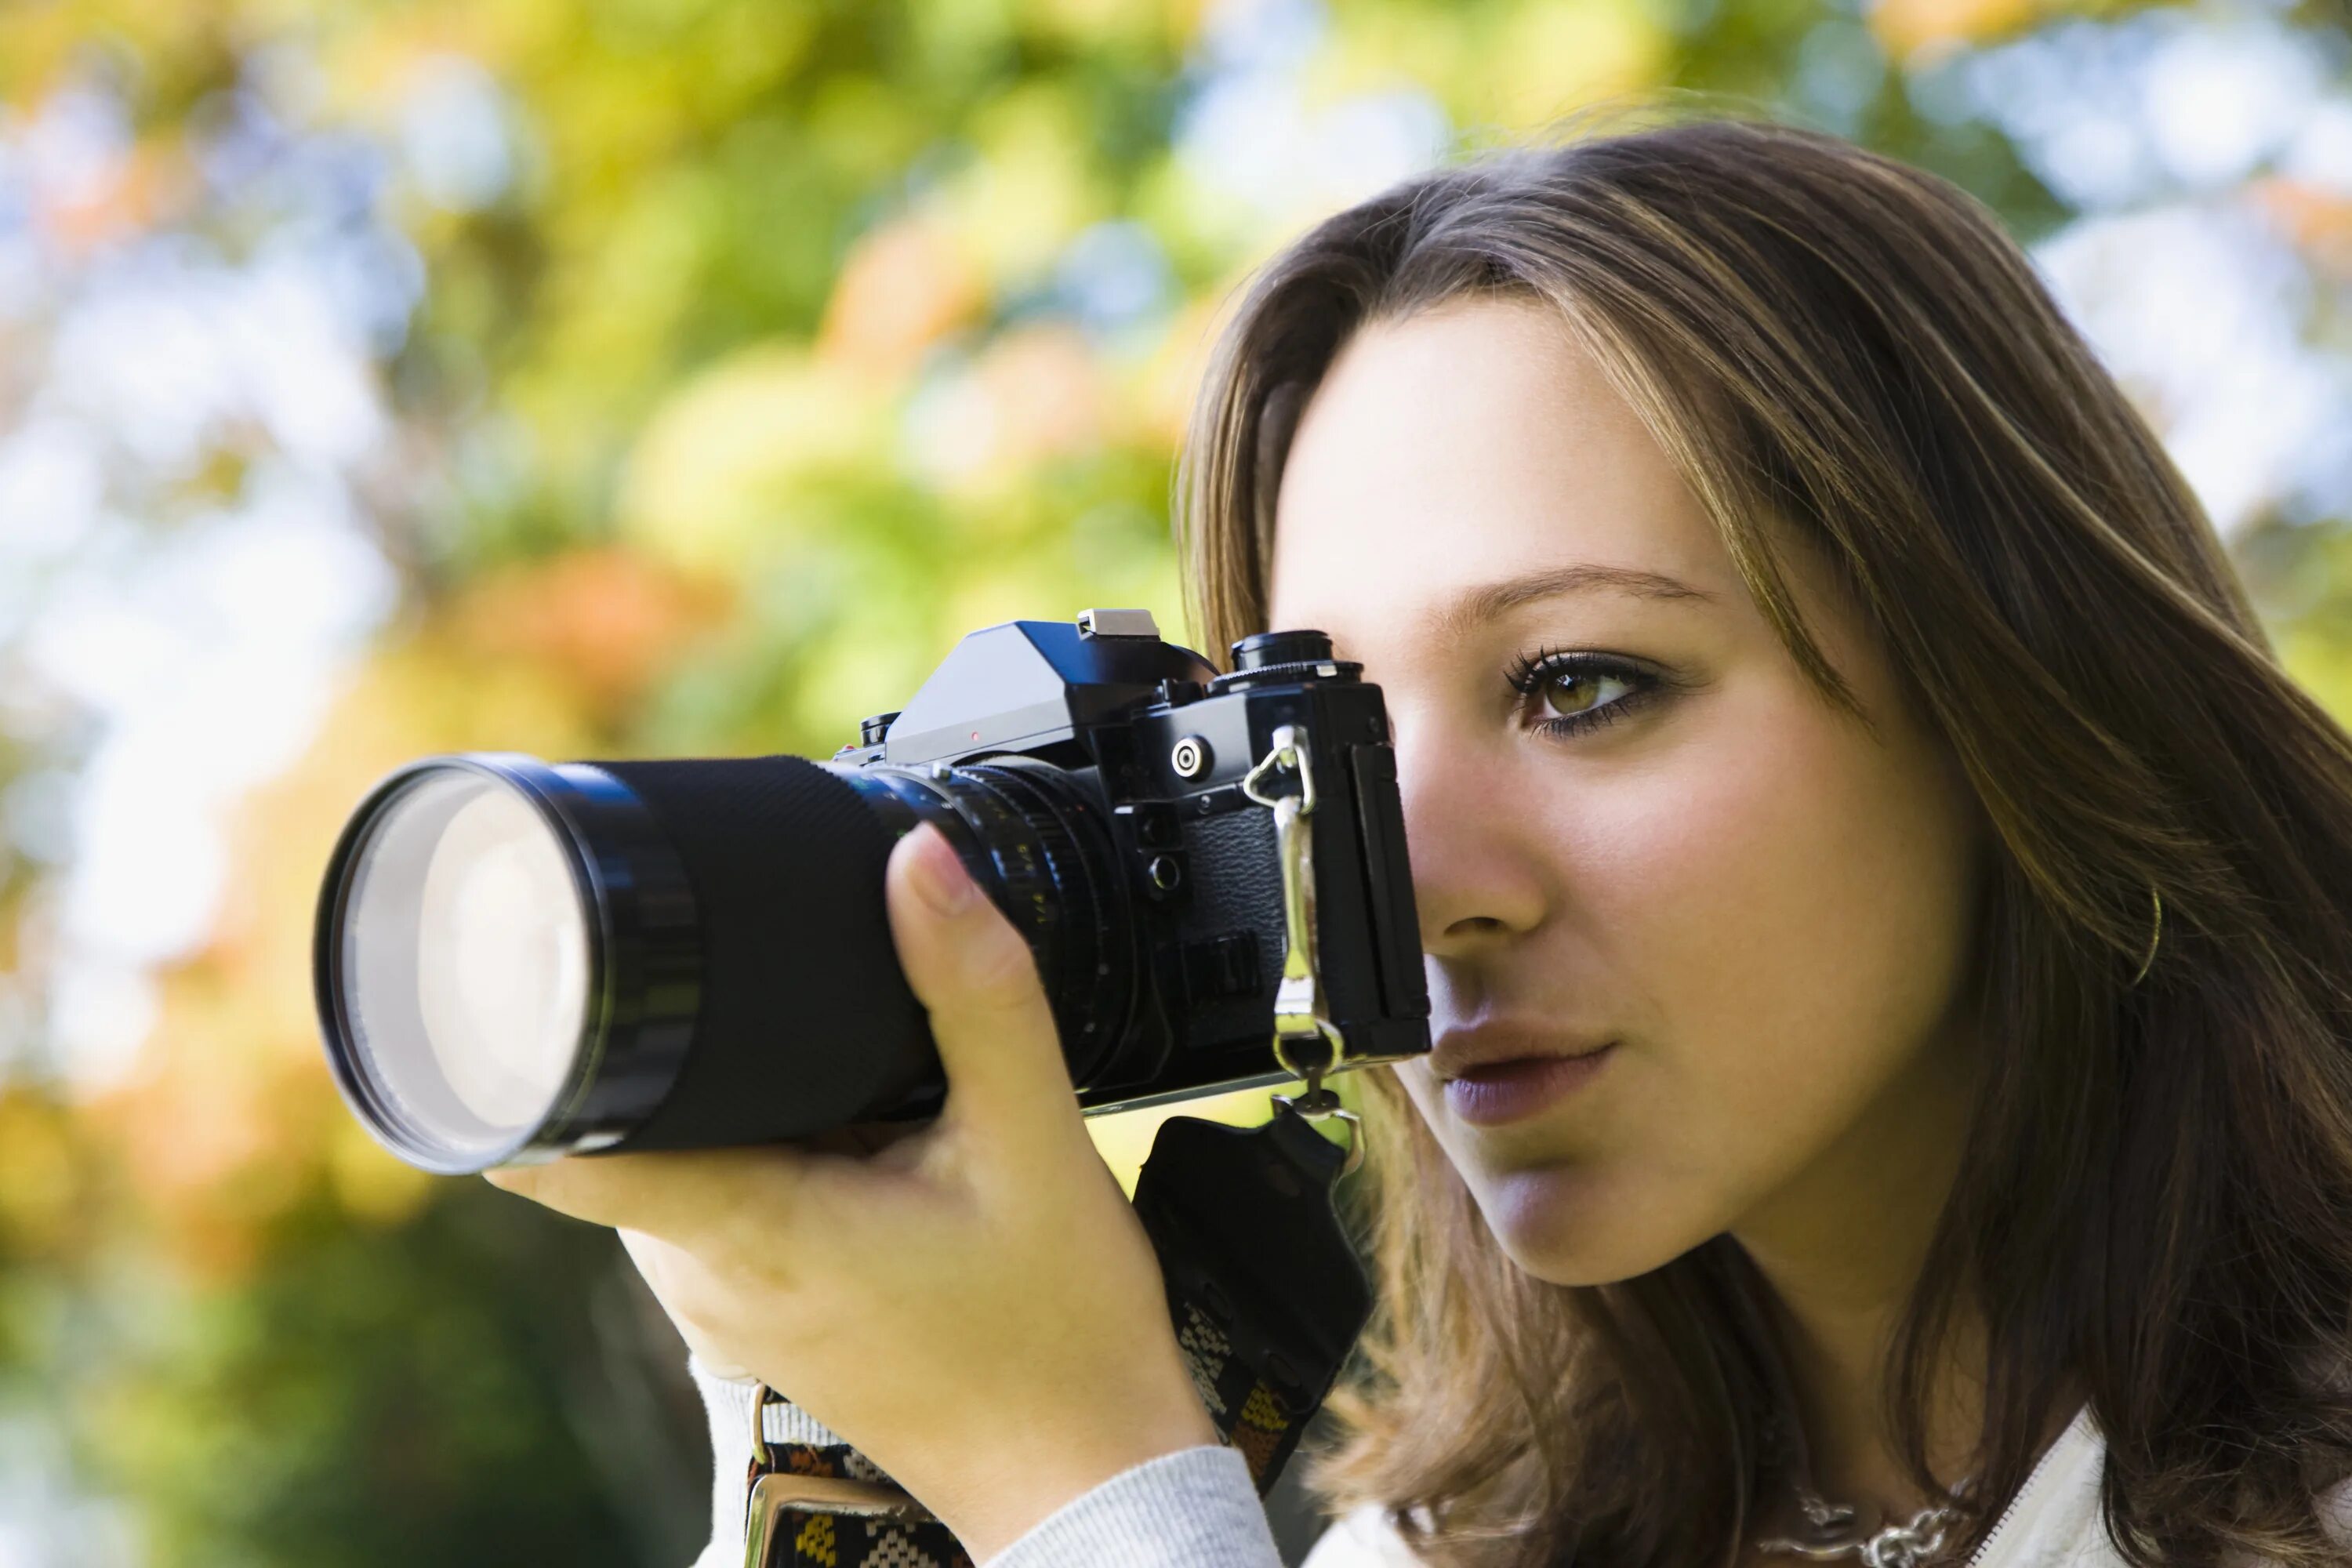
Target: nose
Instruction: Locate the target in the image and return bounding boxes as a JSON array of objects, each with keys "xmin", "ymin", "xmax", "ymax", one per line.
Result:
[{"xmin": 1390, "ymin": 713, "xmax": 1550, "ymax": 958}]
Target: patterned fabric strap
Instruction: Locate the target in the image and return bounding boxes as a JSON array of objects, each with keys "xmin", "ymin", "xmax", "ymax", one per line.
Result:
[
  {"xmin": 1167, "ymin": 1273, "xmax": 1311, "ymax": 1488},
  {"xmin": 742, "ymin": 1440, "xmax": 973, "ymax": 1568},
  {"xmin": 1140, "ymin": 1105, "xmax": 1372, "ymax": 1494}
]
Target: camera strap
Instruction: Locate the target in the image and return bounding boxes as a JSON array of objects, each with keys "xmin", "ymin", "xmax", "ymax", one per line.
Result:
[
  {"xmin": 738, "ymin": 1099, "xmax": 1372, "ymax": 1568},
  {"xmin": 1133, "ymin": 1094, "xmax": 1373, "ymax": 1486}
]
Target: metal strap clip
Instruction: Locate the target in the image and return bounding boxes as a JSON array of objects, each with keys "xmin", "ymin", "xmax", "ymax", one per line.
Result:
[{"xmin": 1240, "ymin": 724, "xmax": 1363, "ymax": 1177}]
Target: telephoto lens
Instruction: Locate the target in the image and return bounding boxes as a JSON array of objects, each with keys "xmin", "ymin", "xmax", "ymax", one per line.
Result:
[{"xmin": 315, "ymin": 610, "xmax": 1431, "ymax": 1174}]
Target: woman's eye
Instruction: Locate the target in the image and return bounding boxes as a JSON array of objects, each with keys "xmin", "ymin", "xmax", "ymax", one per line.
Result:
[
  {"xmin": 1506, "ymin": 650, "xmax": 1661, "ymax": 738},
  {"xmin": 1540, "ymin": 668, "xmax": 1633, "ymax": 721}
]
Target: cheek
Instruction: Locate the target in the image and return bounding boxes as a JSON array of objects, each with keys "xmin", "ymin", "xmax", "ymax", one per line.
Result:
[
  {"xmin": 1598, "ymin": 700, "xmax": 1973, "ymax": 1055},
  {"xmin": 1461, "ymin": 683, "xmax": 1978, "ymax": 1279}
]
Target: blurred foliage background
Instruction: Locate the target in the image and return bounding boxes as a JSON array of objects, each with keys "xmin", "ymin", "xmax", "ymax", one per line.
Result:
[{"xmin": 2, "ymin": 0, "xmax": 2351, "ymax": 1563}]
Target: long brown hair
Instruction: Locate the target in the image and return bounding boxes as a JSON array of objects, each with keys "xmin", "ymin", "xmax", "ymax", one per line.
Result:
[{"xmin": 1174, "ymin": 113, "xmax": 2352, "ymax": 1567}]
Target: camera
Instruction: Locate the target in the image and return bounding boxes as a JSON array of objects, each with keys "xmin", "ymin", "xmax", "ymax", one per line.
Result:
[{"xmin": 313, "ymin": 609, "xmax": 1432, "ymax": 1174}]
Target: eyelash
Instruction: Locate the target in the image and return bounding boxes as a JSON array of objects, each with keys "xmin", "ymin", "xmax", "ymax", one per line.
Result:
[{"xmin": 1504, "ymin": 647, "xmax": 1665, "ymax": 739}]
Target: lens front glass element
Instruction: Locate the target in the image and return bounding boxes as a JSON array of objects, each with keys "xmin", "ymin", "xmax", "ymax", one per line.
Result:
[{"xmin": 339, "ymin": 770, "xmax": 592, "ymax": 1161}]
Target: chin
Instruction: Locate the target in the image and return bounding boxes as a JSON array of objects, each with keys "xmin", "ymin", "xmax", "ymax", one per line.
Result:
[{"xmin": 1471, "ymin": 1163, "xmax": 1705, "ymax": 1287}]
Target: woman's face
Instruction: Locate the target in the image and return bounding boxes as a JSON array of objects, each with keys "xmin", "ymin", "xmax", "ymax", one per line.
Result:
[{"xmin": 1265, "ymin": 296, "xmax": 1986, "ymax": 1286}]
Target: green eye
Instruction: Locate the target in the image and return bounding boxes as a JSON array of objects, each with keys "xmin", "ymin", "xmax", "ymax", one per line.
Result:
[
  {"xmin": 1542, "ymin": 669, "xmax": 1632, "ymax": 720},
  {"xmin": 1505, "ymin": 648, "xmax": 1664, "ymax": 739}
]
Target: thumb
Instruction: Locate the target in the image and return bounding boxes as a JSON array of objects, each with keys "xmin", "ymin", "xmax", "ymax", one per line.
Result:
[{"xmin": 886, "ymin": 822, "xmax": 1076, "ymax": 1141}]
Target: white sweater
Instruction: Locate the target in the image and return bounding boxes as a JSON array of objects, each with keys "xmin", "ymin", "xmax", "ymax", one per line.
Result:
[{"xmin": 690, "ymin": 1363, "xmax": 2345, "ymax": 1566}]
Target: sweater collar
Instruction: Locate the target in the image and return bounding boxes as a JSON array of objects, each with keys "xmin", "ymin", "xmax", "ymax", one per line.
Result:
[{"xmin": 1964, "ymin": 1399, "xmax": 2104, "ymax": 1566}]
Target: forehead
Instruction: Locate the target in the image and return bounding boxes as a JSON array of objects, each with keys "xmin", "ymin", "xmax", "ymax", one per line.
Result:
[{"xmin": 1265, "ymin": 295, "xmax": 1740, "ymax": 645}]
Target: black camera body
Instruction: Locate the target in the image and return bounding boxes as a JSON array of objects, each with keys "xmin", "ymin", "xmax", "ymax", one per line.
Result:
[
  {"xmin": 833, "ymin": 612, "xmax": 1430, "ymax": 1115},
  {"xmin": 313, "ymin": 609, "xmax": 1430, "ymax": 1174}
]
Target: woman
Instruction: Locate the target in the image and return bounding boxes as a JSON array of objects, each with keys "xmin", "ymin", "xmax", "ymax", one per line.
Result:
[{"xmin": 488, "ymin": 117, "xmax": 2352, "ymax": 1566}]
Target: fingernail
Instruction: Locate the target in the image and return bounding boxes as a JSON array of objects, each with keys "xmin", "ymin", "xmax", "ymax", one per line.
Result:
[{"xmin": 908, "ymin": 826, "xmax": 980, "ymax": 916}]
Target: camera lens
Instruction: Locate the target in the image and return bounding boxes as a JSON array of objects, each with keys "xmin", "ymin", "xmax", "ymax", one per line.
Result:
[
  {"xmin": 318, "ymin": 753, "xmax": 720, "ymax": 1173},
  {"xmin": 316, "ymin": 750, "xmax": 1132, "ymax": 1172},
  {"xmin": 337, "ymin": 768, "xmax": 591, "ymax": 1164}
]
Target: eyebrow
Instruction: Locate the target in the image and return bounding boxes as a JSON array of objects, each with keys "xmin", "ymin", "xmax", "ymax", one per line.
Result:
[{"xmin": 1432, "ymin": 564, "xmax": 1716, "ymax": 644}]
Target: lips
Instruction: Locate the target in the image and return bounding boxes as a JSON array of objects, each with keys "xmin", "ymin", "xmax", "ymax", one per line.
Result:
[
  {"xmin": 1442, "ymin": 1045, "xmax": 1617, "ymax": 1124},
  {"xmin": 1428, "ymin": 1023, "xmax": 1617, "ymax": 1081}
]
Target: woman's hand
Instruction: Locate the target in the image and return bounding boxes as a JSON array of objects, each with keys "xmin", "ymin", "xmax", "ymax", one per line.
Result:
[{"xmin": 482, "ymin": 822, "xmax": 1219, "ymax": 1562}]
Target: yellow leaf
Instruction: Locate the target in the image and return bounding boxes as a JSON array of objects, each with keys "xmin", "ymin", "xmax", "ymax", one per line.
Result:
[{"xmin": 617, "ymin": 347, "xmax": 895, "ymax": 575}]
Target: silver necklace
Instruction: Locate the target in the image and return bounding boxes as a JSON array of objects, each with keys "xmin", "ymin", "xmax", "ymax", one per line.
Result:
[
  {"xmin": 1753, "ymin": 1475, "xmax": 1974, "ymax": 1567},
  {"xmin": 1722, "ymin": 1263, "xmax": 1973, "ymax": 1567}
]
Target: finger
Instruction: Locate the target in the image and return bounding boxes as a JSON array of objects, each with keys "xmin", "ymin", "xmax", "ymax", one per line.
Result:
[
  {"xmin": 886, "ymin": 822, "xmax": 1077, "ymax": 1142},
  {"xmin": 484, "ymin": 1145, "xmax": 808, "ymax": 1245}
]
